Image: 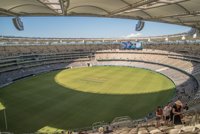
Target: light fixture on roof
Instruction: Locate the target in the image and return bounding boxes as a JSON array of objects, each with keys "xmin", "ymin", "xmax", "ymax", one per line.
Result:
[
  {"xmin": 148, "ymin": 38, "xmax": 151, "ymax": 42},
  {"xmin": 182, "ymin": 36, "xmax": 186, "ymax": 40},
  {"xmin": 165, "ymin": 37, "xmax": 168, "ymax": 41}
]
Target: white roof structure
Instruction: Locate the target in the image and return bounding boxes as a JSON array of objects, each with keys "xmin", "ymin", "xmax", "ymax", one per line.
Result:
[{"xmin": 0, "ymin": 0, "xmax": 200, "ymax": 29}]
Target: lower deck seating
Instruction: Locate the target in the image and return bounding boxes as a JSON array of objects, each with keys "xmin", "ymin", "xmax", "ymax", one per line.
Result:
[{"xmin": 87, "ymin": 111, "xmax": 200, "ymax": 134}]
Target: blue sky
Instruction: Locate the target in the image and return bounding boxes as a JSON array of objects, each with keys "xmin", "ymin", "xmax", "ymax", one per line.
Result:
[{"xmin": 0, "ymin": 17, "xmax": 190, "ymax": 38}]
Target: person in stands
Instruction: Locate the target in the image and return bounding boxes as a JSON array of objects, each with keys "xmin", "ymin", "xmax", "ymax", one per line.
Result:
[
  {"xmin": 98, "ymin": 126, "xmax": 104, "ymax": 134},
  {"xmin": 156, "ymin": 106, "xmax": 163, "ymax": 127},
  {"xmin": 163, "ymin": 102, "xmax": 172, "ymax": 125},
  {"xmin": 183, "ymin": 103, "xmax": 189, "ymax": 111},
  {"xmin": 171, "ymin": 100, "xmax": 183, "ymax": 125},
  {"xmin": 104, "ymin": 126, "xmax": 113, "ymax": 134},
  {"xmin": 61, "ymin": 131, "xmax": 66, "ymax": 134}
]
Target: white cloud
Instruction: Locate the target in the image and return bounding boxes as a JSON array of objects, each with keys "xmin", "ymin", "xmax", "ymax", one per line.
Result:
[{"xmin": 123, "ymin": 33, "xmax": 142, "ymax": 38}]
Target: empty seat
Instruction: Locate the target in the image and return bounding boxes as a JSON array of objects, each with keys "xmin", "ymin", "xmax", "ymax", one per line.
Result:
[
  {"xmin": 181, "ymin": 126, "xmax": 196, "ymax": 133},
  {"xmin": 149, "ymin": 129, "xmax": 162, "ymax": 134},
  {"xmin": 168, "ymin": 128, "xmax": 181, "ymax": 134}
]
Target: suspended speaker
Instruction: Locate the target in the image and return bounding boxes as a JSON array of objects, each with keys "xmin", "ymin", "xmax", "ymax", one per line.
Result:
[
  {"xmin": 135, "ymin": 20, "xmax": 145, "ymax": 31},
  {"xmin": 12, "ymin": 17, "xmax": 24, "ymax": 31}
]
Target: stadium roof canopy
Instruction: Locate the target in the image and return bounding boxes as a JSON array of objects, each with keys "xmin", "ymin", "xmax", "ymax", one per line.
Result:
[{"xmin": 0, "ymin": 0, "xmax": 200, "ymax": 29}]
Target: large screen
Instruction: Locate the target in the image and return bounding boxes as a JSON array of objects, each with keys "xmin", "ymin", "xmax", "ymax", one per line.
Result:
[
  {"xmin": 135, "ymin": 41, "xmax": 143, "ymax": 49},
  {"xmin": 121, "ymin": 41, "xmax": 143, "ymax": 50}
]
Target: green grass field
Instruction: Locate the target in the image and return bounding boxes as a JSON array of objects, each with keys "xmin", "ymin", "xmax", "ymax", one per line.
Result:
[{"xmin": 0, "ymin": 66, "xmax": 175, "ymax": 133}]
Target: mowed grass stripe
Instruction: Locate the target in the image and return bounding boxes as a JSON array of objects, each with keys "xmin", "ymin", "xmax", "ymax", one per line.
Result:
[{"xmin": 0, "ymin": 66, "xmax": 175, "ymax": 133}]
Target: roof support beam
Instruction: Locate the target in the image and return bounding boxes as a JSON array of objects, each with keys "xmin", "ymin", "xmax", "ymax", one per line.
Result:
[
  {"xmin": 59, "ymin": 0, "xmax": 65, "ymax": 15},
  {"xmin": 175, "ymin": 3, "xmax": 190, "ymax": 14},
  {"xmin": 176, "ymin": 17, "xmax": 184, "ymax": 25},
  {"xmin": 140, "ymin": 10, "xmax": 153, "ymax": 18},
  {"xmin": 36, "ymin": 0, "xmax": 59, "ymax": 14},
  {"xmin": 121, "ymin": 0, "xmax": 190, "ymax": 16},
  {"xmin": 8, "ymin": 4, "xmax": 47, "ymax": 11},
  {"xmin": 120, "ymin": 0, "xmax": 131, "ymax": 6},
  {"xmin": 62, "ymin": 0, "xmax": 70, "ymax": 15},
  {"xmin": 151, "ymin": 11, "xmax": 200, "ymax": 20},
  {"xmin": 147, "ymin": 0, "xmax": 190, "ymax": 11},
  {"xmin": 109, "ymin": 0, "xmax": 159, "ymax": 16},
  {"xmin": 67, "ymin": 5, "xmax": 110, "ymax": 14},
  {"xmin": 0, "ymin": 8, "xmax": 19, "ymax": 16},
  {"xmin": 180, "ymin": 20, "xmax": 200, "ymax": 23}
]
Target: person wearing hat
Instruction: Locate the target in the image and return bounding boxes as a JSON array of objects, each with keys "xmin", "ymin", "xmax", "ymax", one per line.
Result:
[{"xmin": 171, "ymin": 100, "xmax": 183, "ymax": 125}]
